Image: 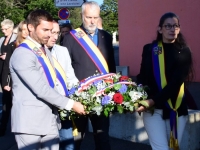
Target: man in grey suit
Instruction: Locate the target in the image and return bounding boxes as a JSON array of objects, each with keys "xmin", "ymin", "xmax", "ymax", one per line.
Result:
[
  {"xmin": 9, "ymin": 9, "xmax": 85, "ymax": 150},
  {"xmin": 45, "ymin": 21, "xmax": 78, "ymax": 150}
]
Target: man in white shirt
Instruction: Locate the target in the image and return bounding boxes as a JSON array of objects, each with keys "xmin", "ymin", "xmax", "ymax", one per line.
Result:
[{"xmin": 45, "ymin": 20, "xmax": 78, "ymax": 150}]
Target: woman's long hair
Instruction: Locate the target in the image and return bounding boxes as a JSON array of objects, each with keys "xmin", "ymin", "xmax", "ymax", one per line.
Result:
[
  {"xmin": 155, "ymin": 12, "xmax": 194, "ymax": 82},
  {"xmin": 15, "ymin": 20, "xmax": 27, "ymax": 47}
]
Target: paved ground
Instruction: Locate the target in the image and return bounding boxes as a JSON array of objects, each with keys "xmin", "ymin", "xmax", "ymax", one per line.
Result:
[
  {"xmin": 0, "ymin": 88, "xmax": 151, "ymax": 150},
  {"xmin": 0, "ymin": 128, "xmax": 152, "ymax": 150},
  {"xmin": 0, "ymin": 129, "xmax": 152, "ymax": 150}
]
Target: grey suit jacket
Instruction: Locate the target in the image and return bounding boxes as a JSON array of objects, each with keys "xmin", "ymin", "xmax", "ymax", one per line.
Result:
[
  {"xmin": 10, "ymin": 40, "xmax": 71, "ymax": 135},
  {"xmin": 0, "ymin": 33, "xmax": 17, "ymax": 53}
]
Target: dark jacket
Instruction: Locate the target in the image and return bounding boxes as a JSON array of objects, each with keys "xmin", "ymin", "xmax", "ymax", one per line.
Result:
[
  {"xmin": 137, "ymin": 42, "xmax": 191, "ymax": 119},
  {"xmin": 1, "ymin": 41, "xmax": 16, "ymax": 87},
  {"xmin": 62, "ymin": 26, "xmax": 116, "ymax": 81}
]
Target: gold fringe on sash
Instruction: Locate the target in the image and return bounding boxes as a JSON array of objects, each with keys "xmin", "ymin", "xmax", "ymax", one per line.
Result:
[
  {"xmin": 174, "ymin": 139, "xmax": 180, "ymax": 150},
  {"xmin": 169, "ymin": 131, "xmax": 180, "ymax": 150},
  {"xmin": 71, "ymin": 117, "xmax": 78, "ymax": 136},
  {"xmin": 169, "ymin": 131, "xmax": 175, "ymax": 148}
]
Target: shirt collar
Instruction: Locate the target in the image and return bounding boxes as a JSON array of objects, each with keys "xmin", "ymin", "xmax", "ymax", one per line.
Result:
[{"xmin": 27, "ymin": 36, "xmax": 41, "ymax": 48}]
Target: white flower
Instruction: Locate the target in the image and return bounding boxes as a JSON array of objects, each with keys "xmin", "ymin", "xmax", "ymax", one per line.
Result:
[
  {"xmin": 95, "ymin": 96, "xmax": 101, "ymax": 103},
  {"xmin": 108, "ymin": 92, "xmax": 115, "ymax": 98},
  {"xmin": 129, "ymin": 91, "xmax": 143, "ymax": 102},
  {"xmin": 80, "ymin": 92, "xmax": 89, "ymax": 99},
  {"xmin": 96, "ymin": 81, "xmax": 106, "ymax": 90},
  {"xmin": 92, "ymin": 105, "xmax": 103, "ymax": 115}
]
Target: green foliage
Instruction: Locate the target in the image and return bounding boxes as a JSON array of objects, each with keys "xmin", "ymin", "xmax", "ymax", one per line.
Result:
[
  {"xmin": 100, "ymin": 0, "xmax": 118, "ymax": 33},
  {"xmin": 0, "ymin": 0, "xmax": 118, "ymax": 36},
  {"xmin": 68, "ymin": 7, "xmax": 82, "ymax": 29}
]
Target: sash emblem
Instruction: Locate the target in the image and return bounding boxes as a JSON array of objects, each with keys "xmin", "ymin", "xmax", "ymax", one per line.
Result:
[
  {"xmin": 75, "ymin": 31, "xmax": 85, "ymax": 39},
  {"xmin": 153, "ymin": 46, "xmax": 162, "ymax": 55},
  {"xmin": 33, "ymin": 47, "xmax": 42, "ymax": 56}
]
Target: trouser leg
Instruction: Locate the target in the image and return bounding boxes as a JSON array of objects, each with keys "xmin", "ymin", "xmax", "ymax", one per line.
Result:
[
  {"xmin": 14, "ymin": 133, "xmax": 42, "ymax": 150},
  {"xmin": 143, "ymin": 109, "xmax": 169, "ymax": 150},
  {"xmin": 143, "ymin": 109, "xmax": 188, "ymax": 150},
  {"xmin": 59, "ymin": 119, "xmax": 74, "ymax": 150},
  {"xmin": 165, "ymin": 115, "xmax": 188, "ymax": 146},
  {"xmin": 90, "ymin": 114, "xmax": 110, "ymax": 150},
  {"xmin": 0, "ymin": 90, "xmax": 12, "ymax": 131},
  {"xmin": 74, "ymin": 116, "xmax": 88, "ymax": 150}
]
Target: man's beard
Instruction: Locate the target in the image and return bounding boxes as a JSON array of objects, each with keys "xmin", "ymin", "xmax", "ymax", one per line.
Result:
[{"xmin": 84, "ymin": 24, "xmax": 96, "ymax": 34}]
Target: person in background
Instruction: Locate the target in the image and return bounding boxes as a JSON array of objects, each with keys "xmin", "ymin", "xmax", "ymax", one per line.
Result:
[
  {"xmin": 62, "ymin": 1, "xmax": 116, "ymax": 150},
  {"xmin": 0, "ymin": 19, "xmax": 17, "ymax": 136},
  {"xmin": 137, "ymin": 12, "xmax": 193, "ymax": 150},
  {"xmin": 10, "ymin": 9, "xmax": 85, "ymax": 150},
  {"xmin": 45, "ymin": 20, "xmax": 78, "ymax": 150},
  {"xmin": 12, "ymin": 25, "xmax": 19, "ymax": 34},
  {"xmin": 60, "ymin": 23, "xmax": 73, "ymax": 46}
]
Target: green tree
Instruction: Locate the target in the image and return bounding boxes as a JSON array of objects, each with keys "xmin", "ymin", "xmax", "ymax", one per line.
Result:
[
  {"xmin": 100, "ymin": 0, "xmax": 118, "ymax": 34},
  {"xmin": 68, "ymin": 7, "xmax": 82, "ymax": 29},
  {"xmin": 24, "ymin": 0, "xmax": 59, "ymax": 20},
  {"xmin": 0, "ymin": 0, "xmax": 26, "ymax": 24}
]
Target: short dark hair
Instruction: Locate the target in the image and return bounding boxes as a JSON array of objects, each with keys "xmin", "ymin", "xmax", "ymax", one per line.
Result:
[
  {"xmin": 27, "ymin": 9, "xmax": 53, "ymax": 29},
  {"xmin": 60, "ymin": 23, "xmax": 73, "ymax": 30}
]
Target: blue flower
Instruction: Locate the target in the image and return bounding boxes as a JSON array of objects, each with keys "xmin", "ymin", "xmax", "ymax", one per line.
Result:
[
  {"xmin": 101, "ymin": 95, "xmax": 111, "ymax": 106},
  {"xmin": 68, "ymin": 87, "xmax": 76, "ymax": 95},
  {"xmin": 119, "ymin": 84, "xmax": 127, "ymax": 94}
]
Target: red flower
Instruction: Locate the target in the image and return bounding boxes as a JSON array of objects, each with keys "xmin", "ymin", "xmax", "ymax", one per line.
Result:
[
  {"xmin": 113, "ymin": 93, "xmax": 123, "ymax": 104},
  {"xmin": 119, "ymin": 76, "xmax": 129, "ymax": 81}
]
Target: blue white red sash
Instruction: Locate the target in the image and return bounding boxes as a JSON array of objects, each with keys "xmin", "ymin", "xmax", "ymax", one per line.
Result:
[
  {"xmin": 70, "ymin": 28, "xmax": 109, "ymax": 74},
  {"xmin": 19, "ymin": 39, "xmax": 69, "ymax": 97}
]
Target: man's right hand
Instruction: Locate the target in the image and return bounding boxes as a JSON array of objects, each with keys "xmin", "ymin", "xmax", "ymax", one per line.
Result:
[{"xmin": 72, "ymin": 101, "xmax": 86, "ymax": 115}]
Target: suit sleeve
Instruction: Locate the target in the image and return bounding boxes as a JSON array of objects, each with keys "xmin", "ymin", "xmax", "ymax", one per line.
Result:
[{"xmin": 10, "ymin": 47, "xmax": 71, "ymax": 110}]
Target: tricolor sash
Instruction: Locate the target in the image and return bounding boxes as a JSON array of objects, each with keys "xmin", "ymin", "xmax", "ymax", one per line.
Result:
[
  {"xmin": 70, "ymin": 28, "xmax": 109, "ymax": 74},
  {"xmin": 19, "ymin": 39, "xmax": 69, "ymax": 97},
  {"xmin": 152, "ymin": 41, "xmax": 184, "ymax": 150}
]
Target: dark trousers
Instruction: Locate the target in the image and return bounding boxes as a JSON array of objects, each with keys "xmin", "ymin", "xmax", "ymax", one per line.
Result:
[
  {"xmin": 74, "ymin": 114, "xmax": 110, "ymax": 150},
  {"xmin": 0, "ymin": 89, "xmax": 12, "ymax": 131}
]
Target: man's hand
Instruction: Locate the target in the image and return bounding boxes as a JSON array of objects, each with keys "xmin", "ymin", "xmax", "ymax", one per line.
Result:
[
  {"xmin": 72, "ymin": 101, "xmax": 86, "ymax": 115},
  {"xmin": 136, "ymin": 99, "xmax": 155, "ymax": 113},
  {"xmin": 4, "ymin": 85, "xmax": 11, "ymax": 91}
]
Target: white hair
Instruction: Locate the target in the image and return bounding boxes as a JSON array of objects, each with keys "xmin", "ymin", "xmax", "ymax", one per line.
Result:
[
  {"xmin": 81, "ymin": 1, "xmax": 100, "ymax": 14},
  {"xmin": 1, "ymin": 19, "xmax": 14, "ymax": 29}
]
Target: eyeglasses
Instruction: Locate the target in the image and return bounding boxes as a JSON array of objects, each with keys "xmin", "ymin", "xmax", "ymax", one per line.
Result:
[
  {"xmin": 51, "ymin": 31, "xmax": 61, "ymax": 36},
  {"xmin": 162, "ymin": 24, "xmax": 180, "ymax": 30},
  {"xmin": 1, "ymin": 27, "xmax": 10, "ymax": 31}
]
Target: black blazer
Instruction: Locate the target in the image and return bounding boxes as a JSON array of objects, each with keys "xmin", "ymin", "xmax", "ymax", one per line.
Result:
[
  {"xmin": 1, "ymin": 41, "xmax": 16, "ymax": 87},
  {"xmin": 137, "ymin": 42, "xmax": 191, "ymax": 119},
  {"xmin": 63, "ymin": 26, "xmax": 116, "ymax": 81}
]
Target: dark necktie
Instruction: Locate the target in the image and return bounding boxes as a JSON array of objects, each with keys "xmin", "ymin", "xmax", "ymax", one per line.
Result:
[{"xmin": 40, "ymin": 45, "xmax": 46, "ymax": 55}]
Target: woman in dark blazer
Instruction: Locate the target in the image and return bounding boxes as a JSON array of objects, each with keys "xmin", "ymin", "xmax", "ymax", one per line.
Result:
[
  {"xmin": 136, "ymin": 12, "xmax": 193, "ymax": 150},
  {"xmin": 0, "ymin": 20, "xmax": 28, "ymax": 136}
]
